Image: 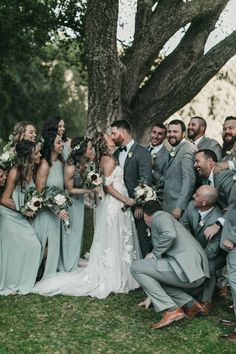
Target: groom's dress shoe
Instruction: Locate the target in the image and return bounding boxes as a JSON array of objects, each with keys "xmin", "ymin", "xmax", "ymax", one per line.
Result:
[
  {"xmin": 199, "ymin": 302, "xmax": 213, "ymax": 316},
  {"xmin": 220, "ymin": 333, "xmax": 236, "ymax": 343},
  {"xmin": 151, "ymin": 308, "xmax": 185, "ymax": 329},
  {"xmin": 185, "ymin": 301, "xmax": 203, "ymax": 319},
  {"xmin": 219, "ymin": 319, "xmax": 236, "ymax": 328}
]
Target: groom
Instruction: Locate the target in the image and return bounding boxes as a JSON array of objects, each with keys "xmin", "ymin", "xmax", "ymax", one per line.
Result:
[{"xmin": 111, "ymin": 119, "xmax": 153, "ymax": 257}]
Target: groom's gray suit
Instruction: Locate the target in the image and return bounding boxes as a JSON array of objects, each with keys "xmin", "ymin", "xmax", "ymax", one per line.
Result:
[
  {"xmin": 114, "ymin": 143, "xmax": 153, "ymax": 257},
  {"xmin": 131, "ymin": 211, "xmax": 209, "ymax": 312}
]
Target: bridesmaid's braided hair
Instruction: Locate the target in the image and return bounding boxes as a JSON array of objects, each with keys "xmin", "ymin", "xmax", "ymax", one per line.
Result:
[
  {"xmin": 15, "ymin": 139, "xmax": 36, "ymax": 191},
  {"xmin": 41, "ymin": 130, "xmax": 64, "ymax": 167},
  {"xmin": 67, "ymin": 136, "xmax": 92, "ymax": 175}
]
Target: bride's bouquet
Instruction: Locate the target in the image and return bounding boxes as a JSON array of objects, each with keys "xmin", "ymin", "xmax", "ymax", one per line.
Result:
[
  {"xmin": 43, "ymin": 186, "xmax": 73, "ymax": 232},
  {"xmin": 121, "ymin": 179, "xmax": 156, "ymax": 212},
  {"xmin": 20, "ymin": 187, "xmax": 44, "ymax": 217}
]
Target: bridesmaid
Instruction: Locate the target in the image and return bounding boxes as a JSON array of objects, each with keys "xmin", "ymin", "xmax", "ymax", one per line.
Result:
[
  {"xmin": 34, "ymin": 130, "xmax": 68, "ymax": 278},
  {"xmin": 12, "ymin": 121, "xmax": 37, "ymax": 145},
  {"xmin": 58, "ymin": 137, "xmax": 96, "ymax": 272},
  {"xmin": 42, "ymin": 115, "xmax": 71, "ymax": 160},
  {"xmin": 0, "ymin": 140, "xmax": 41, "ymax": 295},
  {"xmin": 0, "ymin": 163, "xmax": 7, "ymax": 193}
]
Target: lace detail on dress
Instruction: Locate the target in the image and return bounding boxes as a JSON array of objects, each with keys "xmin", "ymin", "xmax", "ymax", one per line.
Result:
[
  {"xmin": 122, "ymin": 225, "xmax": 134, "ymax": 264},
  {"xmin": 104, "ymin": 175, "xmax": 114, "ymax": 186}
]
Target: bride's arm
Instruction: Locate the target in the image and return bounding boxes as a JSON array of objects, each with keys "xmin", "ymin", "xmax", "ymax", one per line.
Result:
[{"xmin": 101, "ymin": 156, "xmax": 135, "ymax": 206}]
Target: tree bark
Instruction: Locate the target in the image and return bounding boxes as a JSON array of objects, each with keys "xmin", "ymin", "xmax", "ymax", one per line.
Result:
[{"xmin": 85, "ymin": 0, "xmax": 121, "ymax": 136}]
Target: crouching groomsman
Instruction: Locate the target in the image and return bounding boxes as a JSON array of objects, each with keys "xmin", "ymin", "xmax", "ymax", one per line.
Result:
[
  {"xmin": 180, "ymin": 185, "xmax": 226, "ymax": 314},
  {"xmin": 131, "ymin": 200, "xmax": 210, "ymax": 329}
]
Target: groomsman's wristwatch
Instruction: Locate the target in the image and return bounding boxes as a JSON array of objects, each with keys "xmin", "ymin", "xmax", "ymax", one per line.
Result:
[{"xmin": 215, "ymin": 220, "xmax": 223, "ymax": 229}]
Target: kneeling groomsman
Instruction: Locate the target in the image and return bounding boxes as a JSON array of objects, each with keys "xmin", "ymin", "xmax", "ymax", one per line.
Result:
[
  {"xmin": 131, "ymin": 201, "xmax": 210, "ymax": 329},
  {"xmin": 181, "ymin": 185, "xmax": 226, "ymax": 313}
]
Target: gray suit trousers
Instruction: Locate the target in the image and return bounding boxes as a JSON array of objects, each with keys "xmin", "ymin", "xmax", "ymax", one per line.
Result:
[
  {"xmin": 227, "ymin": 247, "xmax": 236, "ymax": 318},
  {"xmin": 131, "ymin": 259, "xmax": 206, "ymax": 312}
]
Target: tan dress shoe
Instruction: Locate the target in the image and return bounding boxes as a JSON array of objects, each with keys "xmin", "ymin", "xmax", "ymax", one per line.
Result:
[
  {"xmin": 218, "ymin": 285, "xmax": 228, "ymax": 298},
  {"xmin": 185, "ymin": 301, "xmax": 203, "ymax": 319},
  {"xmin": 199, "ymin": 302, "xmax": 213, "ymax": 316},
  {"xmin": 151, "ymin": 308, "xmax": 185, "ymax": 329},
  {"xmin": 219, "ymin": 319, "xmax": 236, "ymax": 328},
  {"xmin": 220, "ymin": 333, "xmax": 236, "ymax": 342}
]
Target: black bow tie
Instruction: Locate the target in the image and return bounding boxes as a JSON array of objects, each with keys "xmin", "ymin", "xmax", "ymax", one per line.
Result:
[{"xmin": 119, "ymin": 146, "xmax": 127, "ymax": 152}]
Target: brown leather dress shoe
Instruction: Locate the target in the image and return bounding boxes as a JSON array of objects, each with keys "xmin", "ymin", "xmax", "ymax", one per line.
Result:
[
  {"xmin": 185, "ymin": 301, "xmax": 203, "ymax": 319},
  {"xmin": 219, "ymin": 319, "xmax": 236, "ymax": 328},
  {"xmin": 220, "ymin": 333, "xmax": 236, "ymax": 342},
  {"xmin": 218, "ymin": 285, "xmax": 228, "ymax": 298},
  {"xmin": 151, "ymin": 308, "xmax": 185, "ymax": 329},
  {"xmin": 199, "ymin": 302, "xmax": 213, "ymax": 316}
]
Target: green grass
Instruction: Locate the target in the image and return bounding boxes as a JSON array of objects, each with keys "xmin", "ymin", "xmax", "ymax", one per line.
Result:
[{"xmin": 0, "ymin": 208, "xmax": 235, "ymax": 353}]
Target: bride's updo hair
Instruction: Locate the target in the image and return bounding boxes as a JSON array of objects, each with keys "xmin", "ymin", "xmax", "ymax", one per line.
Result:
[
  {"xmin": 93, "ymin": 132, "xmax": 112, "ymax": 167},
  {"xmin": 41, "ymin": 130, "xmax": 64, "ymax": 167},
  {"xmin": 15, "ymin": 139, "xmax": 36, "ymax": 191},
  {"xmin": 67, "ymin": 136, "xmax": 92, "ymax": 168}
]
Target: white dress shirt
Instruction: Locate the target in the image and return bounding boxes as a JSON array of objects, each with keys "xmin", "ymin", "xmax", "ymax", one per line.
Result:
[{"xmin": 119, "ymin": 139, "xmax": 134, "ymax": 168}]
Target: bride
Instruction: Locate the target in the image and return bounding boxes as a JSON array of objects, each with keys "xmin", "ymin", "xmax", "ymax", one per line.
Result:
[{"xmin": 33, "ymin": 132, "xmax": 142, "ymax": 298}]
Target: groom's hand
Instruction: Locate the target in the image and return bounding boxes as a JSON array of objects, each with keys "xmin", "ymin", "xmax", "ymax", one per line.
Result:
[{"xmin": 134, "ymin": 206, "xmax": 144, "ymax": 219}]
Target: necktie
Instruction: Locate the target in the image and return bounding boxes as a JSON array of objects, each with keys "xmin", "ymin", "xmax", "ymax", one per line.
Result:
[
  {"xmin": 119, "ymin": 146, "xmax": 127, "ymax": 152},
  {"xmin": 207, "ymin": 179, "xmax": 211, "ymax": 185},
  {"xmin": 149, "ymin": 146, "xmax": 154, "ymax": 153}
]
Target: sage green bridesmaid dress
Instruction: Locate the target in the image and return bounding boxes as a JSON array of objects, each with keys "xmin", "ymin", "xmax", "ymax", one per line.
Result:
[
  {"xmin": 34, "ymin": 159, "xmax": 64, "ymax": 278},
  {"xmin": 58, "ymin": 170, "xmax": 85, "ymax": 272},
  {"xmin": 0, "ymin": 182, "xmax": 41, "ymax": 295}
]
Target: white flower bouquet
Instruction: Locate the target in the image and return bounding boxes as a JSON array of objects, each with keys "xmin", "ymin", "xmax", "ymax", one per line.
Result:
[
  {"xmin": 83, "ymin": 167, "xmax": 104, "ymax": 202},
  {"xmin": 20, "ymin": 187, "xmax": 44, "ymax": 216},
  {"xmin": 43, "ymin": 186, "xmax": 73, "ymax": 232},
  {"xmin": 0, "ymin": 135, "xmax": 16, "ymax": 169}
]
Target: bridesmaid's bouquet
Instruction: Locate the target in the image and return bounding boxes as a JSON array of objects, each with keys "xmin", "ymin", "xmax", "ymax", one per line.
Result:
[
  {"xmin": 121, "ymin": 179, "xmax": 156, "ymax": 212},
  {"xmin": 43, "ymin": 187, "xmax": 73, "ymax": 232},
  {"xmin": 0, "ymin": 134, "xmax": 16, "ymax": 170},
  {"xmin": 20, "ymin": 187, "xmax": 44, "ymax": 217},
  {"xmin": 83, "ymin": 167, "xmax": 104, "ymax": 201}
]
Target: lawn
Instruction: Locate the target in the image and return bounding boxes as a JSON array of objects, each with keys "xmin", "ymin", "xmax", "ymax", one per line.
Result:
[{"xmin": 0, "ymin": 208, "xmax": 235, "ymax": 354}]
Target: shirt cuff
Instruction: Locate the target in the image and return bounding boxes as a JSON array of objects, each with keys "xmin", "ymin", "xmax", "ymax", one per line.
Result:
[
  {"xmin": 217, "ymin": 217, "xmax": 225, "ymax": 226},
  {"xmin": 228, "ymin": 161, "xmax": 235, "ymax": 170}
]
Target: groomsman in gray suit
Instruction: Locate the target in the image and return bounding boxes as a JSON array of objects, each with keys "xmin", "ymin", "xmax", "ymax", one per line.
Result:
[
  {"xmin": 131, "ymin": 200, "xmax": 209, "ymax": 329},
  {"xmin": 214, "ymin": 117, "xmax": 236, "ymax": 174},
  {"xmin": 180, "ymin": 185, "xmax": 226, "ymax": 312},
  {"xmin": 162, "ymin": 119, "xmax": 197, "ymax": 220},
  {"xmin": 194, "ymin": 149, "xmax": 236, "ymax": 342},
  {"xmin": 187, "ymin": 116, "xmax": 222, "ymax": 161},
  {"xmin": 147, "ymin": 123, "xmax": 168, "ymax": 183},
  {"xmin": 111, "ymin": 120, "xmax": 153, "ymax": 257}
]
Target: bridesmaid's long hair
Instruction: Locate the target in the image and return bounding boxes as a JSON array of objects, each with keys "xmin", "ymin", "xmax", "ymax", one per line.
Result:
[
  {"xmin": 12, "ymin": 121, "xmax": 36, "ymax": 146},
  {"xmin": 41, "ymin": 130, "xmax": 64, "ymax": 167},
  {"xmin": 15, "ymin": 139, "xmax": 36, "ymax": 191},
  {"xmin": 67, "ymin": 136, "xmax": 92, "ymax": 175},
  {"xmin": 93, "ymin": 132, "xmax": 113, "ymax": 168},
  {"xmin": 42, "ymin": 115, "xmax": 67, "ymax": 142}
]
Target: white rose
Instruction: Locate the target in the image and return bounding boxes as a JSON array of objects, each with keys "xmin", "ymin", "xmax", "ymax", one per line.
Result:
[
  {"xmin": 1, "ymin": 151, "xmax": 10, "ymax": 162},
  {"xmin": 146, "ymin": 188, "xmax": 156, "ymax": 201},
  {"xmin": 93, "ymin": 177, "xmax": 103, "ymax": 186},
  {"xmin": 54, "ymin": 194, "xmax": 67, "ymax": 206}
]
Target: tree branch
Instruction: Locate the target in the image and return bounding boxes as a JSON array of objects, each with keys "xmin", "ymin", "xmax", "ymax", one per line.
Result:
[
  {"xmin": 121, "ymin": 0, "xmax": 230, "ymax": 107},
  {"xmin": 134, "ymin": 0, "xmax": 156, "ymax": 42},
  {"xmin": 133, "ymin": 31, "xmax": 236, "ymax": 131},
  {"xmin": 132, "ymin": 1, "xmax": 228, "ymax": 110}
]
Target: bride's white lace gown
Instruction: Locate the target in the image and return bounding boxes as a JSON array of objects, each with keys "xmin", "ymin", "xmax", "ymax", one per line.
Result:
[{"xmin": 33, "ymin": 165, "xmax": 141, "ymax": 298}]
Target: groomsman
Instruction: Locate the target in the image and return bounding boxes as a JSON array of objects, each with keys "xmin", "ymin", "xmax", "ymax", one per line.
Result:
[
  {"xmin": 111, "ymin": 119, "xmax": 153, "ymax": 257},
  {"xmin": 194, "ymin": 149, "xmax": 236, "ymax": 341},
  {"xmin": 187, "ymin": 116, "xmax": 222, "ymax": 160},
  {"xmin": 214, "ymin": 116, "xmax": 236, "ymax": 173},
  {"xmin": 162, "ymin": 119, "xmax": 197, "ymax": 219},
  {"xmin": 131, "ymin": 200, "xmax": 209, "ymax": 329},
  {"xmin": 147, "ymin": 123, "xmax": 168, "ymax": 183},
  {"xmin": 180, "ymin": 185, "xmax": 226, "ymax": 311}
]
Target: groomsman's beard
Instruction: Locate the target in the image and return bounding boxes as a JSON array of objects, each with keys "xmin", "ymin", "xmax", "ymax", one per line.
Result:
[
  {"xmin": 168, "ymin": 137, "xmax": 182, "ymax": 146},
  {"xmin": 222, "ymin": 138, "xmax": 235, "ymax": 157}
]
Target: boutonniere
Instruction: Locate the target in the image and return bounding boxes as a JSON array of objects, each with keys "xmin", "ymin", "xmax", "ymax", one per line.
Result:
[
  {"xmin": 146, "ymin": 228, "xmax": 151, "ymax": 237},
  {"xmin": 226, "ymin": 150, "xmax": 232, "ymax": 155},
  {"xmin": 199, "ymin": 219, "xmax": 206, "ymax": 227},
  {"xmin": 152, "ymin": 153, "xmax": 157, "ymax": 160},
  {"xmin": 169, "ymin": 149, "xmax": 176, "ymax": 158},
  {"xmin": 128, "ymin": 152, "xmax": 133, "ymax": 158}
]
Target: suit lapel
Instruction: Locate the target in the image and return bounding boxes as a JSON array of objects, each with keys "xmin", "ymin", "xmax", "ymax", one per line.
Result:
[{"xmin": 124, "ymin": 143, "xmax": 137, "ymax": 171}]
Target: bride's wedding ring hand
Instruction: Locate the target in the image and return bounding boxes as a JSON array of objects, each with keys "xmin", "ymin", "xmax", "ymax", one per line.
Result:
[{"xmin": 125, "ymin": 197, "xmax": 135, "ymax": 207}]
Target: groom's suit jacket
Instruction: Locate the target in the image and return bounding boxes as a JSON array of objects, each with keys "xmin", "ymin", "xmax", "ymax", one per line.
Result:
[
  {"xmin": 114, "ymin": 142, "xmax": 153, "ymax": 198},
  {"xmin": 151, "ymin": 211, "xmax": 210, "ymax": 283},
  {"xmin": 180, "ymin": 201, "xmax": 223, "ymax": 260},
  {"xmin": 162, "ymin": 140, "xmax": 197, "ymax": 213}
]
